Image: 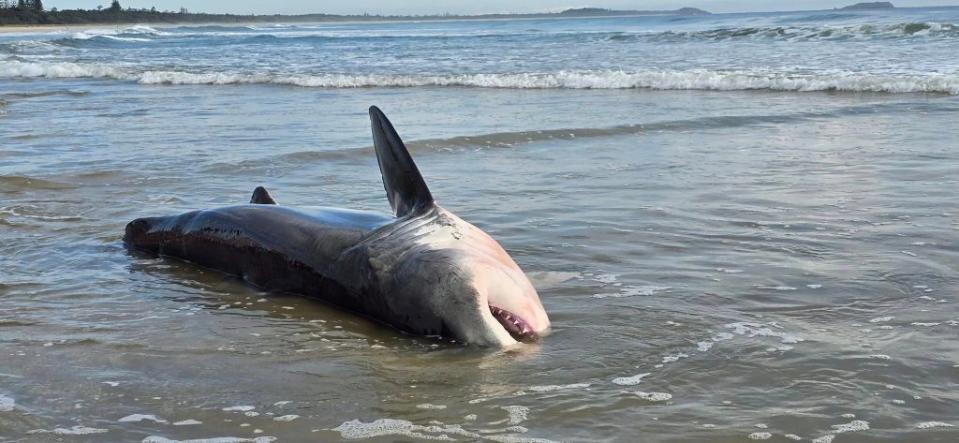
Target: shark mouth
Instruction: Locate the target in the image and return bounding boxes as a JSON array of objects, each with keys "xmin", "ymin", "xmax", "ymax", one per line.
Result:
[{"xmin": 489, "ymin": 305, "xmax": 539, "ymax": 343}]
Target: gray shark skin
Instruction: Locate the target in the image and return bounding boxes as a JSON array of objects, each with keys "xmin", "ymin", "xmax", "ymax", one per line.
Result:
[{"xmin": 124, "ymin": 106, "xmax": 550, "ymax": 347}]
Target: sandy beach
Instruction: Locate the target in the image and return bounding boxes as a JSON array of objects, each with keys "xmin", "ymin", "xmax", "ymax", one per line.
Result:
[{"xmin": 0, "ymin": 23, "xmax": 139, "ymax": 34}]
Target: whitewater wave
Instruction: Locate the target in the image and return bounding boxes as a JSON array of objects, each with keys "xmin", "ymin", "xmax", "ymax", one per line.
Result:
[
  {"xmin": 1, "ymin": 61, "xmax": 956, "ymax": 94},
  {"xmin": 69, "ymin": 25, "xmax": 170, "ymax": 40}
]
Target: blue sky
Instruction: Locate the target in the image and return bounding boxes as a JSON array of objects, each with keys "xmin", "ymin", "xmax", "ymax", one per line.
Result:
[{"xmin": 44, "ymin": 1, "xmax": 947, "ymax": 15}]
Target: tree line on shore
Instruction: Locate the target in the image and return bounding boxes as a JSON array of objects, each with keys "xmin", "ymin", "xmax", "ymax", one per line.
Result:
[
  {"xmin": 0, "ymin": 1, "xmax": 260, "ymax": 25},
  {"xmin": 1, "ymin": 1, "xmax": 711, "ymax": 26}
]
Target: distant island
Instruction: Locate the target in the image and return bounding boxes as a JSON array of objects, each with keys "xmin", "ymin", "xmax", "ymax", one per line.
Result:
[
  {"xmin": 838, "ymin": 2, "xmax": 896, "ymax": 10},
  {"xmin": 0, "ymin": 1, "xmax": 709, "ymax": 26}
]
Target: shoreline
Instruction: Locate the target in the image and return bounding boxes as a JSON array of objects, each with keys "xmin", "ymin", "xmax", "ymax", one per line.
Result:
[{"xmin": 0, "ymin": 23, "xmax": 128, "ymax": 34}]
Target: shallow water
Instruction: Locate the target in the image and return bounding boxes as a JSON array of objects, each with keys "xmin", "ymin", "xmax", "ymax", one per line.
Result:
[{"xmin": 2, "ymin": 9, "xmax": 959, "ymax": 443}]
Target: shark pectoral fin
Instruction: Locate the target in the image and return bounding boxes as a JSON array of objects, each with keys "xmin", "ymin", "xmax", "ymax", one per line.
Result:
[
  {"xmin": 250, "ymin": 186, "xmax": 277, "ymax": 205},
  {"xmin": 368, "ymin": 106, "xmax": 435, "ymax": 218}
]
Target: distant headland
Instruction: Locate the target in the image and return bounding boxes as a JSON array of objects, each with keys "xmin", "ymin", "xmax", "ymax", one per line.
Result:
[
  {"xmin": 838, "ymin": 2, "xmax": 896, "ymax": 10},
  {"xmin": 0, "ymin": 1, "xmax": 710, "ymax": 26}
]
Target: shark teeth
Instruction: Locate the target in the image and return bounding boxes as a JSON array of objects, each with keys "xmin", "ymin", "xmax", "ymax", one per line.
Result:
[{"xmin": 489, "ymin": 305, "xmax": 538, "ymax": 343}]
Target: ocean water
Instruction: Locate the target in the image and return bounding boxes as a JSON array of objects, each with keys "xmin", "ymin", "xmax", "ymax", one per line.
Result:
[{"xmin": 1, "ymin": 7, "xmax": 958, "ymax": 442}]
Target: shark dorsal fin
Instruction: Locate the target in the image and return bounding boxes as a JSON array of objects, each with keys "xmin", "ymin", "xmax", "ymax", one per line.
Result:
[
  {"xmin": 369, "ymin": 106, "xmax": 434, "ymax": 217},
  {"xmin": 250, "ymin": 186, "xmax": 277, "ymax": 205}
]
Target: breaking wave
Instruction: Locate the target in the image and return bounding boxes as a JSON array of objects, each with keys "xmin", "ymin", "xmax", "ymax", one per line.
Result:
[
  {"xmin": 0, "ymin": 60, "xmax": 132, "ymax": 80},
  {"xmin": 1, "ymin": 60, "xmax": 956, "ymax": 94},
  {"xmin": 634, "ymin": 21, "xmax": 959, "ymax": 42},
  {"xmin": 69, "ymin": 25, "xmax": 170, "ymax": 40}
]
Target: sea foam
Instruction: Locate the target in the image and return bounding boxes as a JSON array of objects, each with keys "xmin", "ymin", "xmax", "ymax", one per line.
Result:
[{"xmin": 2, "ymin": 61, "xmax": 957, "ymax": 94}]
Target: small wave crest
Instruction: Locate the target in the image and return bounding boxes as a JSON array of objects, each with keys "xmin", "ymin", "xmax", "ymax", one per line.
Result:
[
  {"xmin": 216, "ymin": 100, "xmax": 947, "ymax": 172},
  {"xmin": 1, "ymin": 90, "xmax": 88, "ymax": 99},
  {"xmin": 0, "ymin": 175, "xmax": 77, "ymax": 191},
  {"xmin": 2, "ymin": 61, "xmax": 955, "ymax": 95}
]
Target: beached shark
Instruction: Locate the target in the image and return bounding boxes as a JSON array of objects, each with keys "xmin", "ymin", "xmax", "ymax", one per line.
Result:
[{"xmin": 124, "ymin": 106, "xmax": 550, "ymax": 346}]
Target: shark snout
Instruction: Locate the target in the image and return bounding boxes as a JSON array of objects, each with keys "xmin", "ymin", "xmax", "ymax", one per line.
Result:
[{"xmin": 124, "ymin": 218, "xmax": 151, "ymax": 243}]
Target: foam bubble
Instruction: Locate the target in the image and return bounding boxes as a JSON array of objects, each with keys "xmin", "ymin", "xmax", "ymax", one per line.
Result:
[
  {"xmin": 273, "ymin": 415, "xmax": 299, "ymax": 422},
  {"xmin": 869, "ymin": 316, "xmax": 894, "ymax": 323},
  {"xmin": 916, "ymin": 421, "xmax": 953, "ymax": 429},
  {"xmin": 331, "ymin": 418, "xmax": 455, "ymax": 440},
  {"xmin": 635, "ymin": 391, "xmax": 672, "ymax": 402},
  {"xmin": 590, "ymin": 273, "xmax": 618, "ymax": 284},
  {"xmin": 0, "ymin": 394, "xmax": 13, "ymax": 412},
  {"xmin": 749, "ymin": 432, "xmax": 772, "ymax": 440},
  {"xmin": 831, "ymin": 420, "xmax": 869, "ymax": 433},
  {"xmin": 726, "ymin": 322, "xmax": 803, "ymax": 344},
  {"xmin": 662, "ymin": 353, "xmax": 688, "ymax": 363},
  {"xmin": 416, "ymin": 404, "xmax": 447, "ymax": 410},
  {"xmin": 501, "ymin": 405, "xmax": 529, "ymax": 425},
  {"xmin": 612, "ymin": 372, "xmax": 650, "ymax": 386},
  {"xmin": 527, "ymin": 383, "xmax": 591, "ymax": 393},
  {"xmin": 222, "ymin": 405, "xmax": 256, "ymax": 412},
  {"xmin": 784, "ymin": 434, "xmax": 802, "ymax": 440},
  {"xmin": 810, "ymin": 419, "xmax": 869, "ymax": 442},
  {"xmin": 119, "ymin": 414, "xmax": 168, "ymax": 423},
  {"xmin": 29, "ymin": 426, "xmax": 109, "ymax": 435},
  {"xmin": 173, "ymin": 419, "xmax": 202, "ymax": 426}
]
